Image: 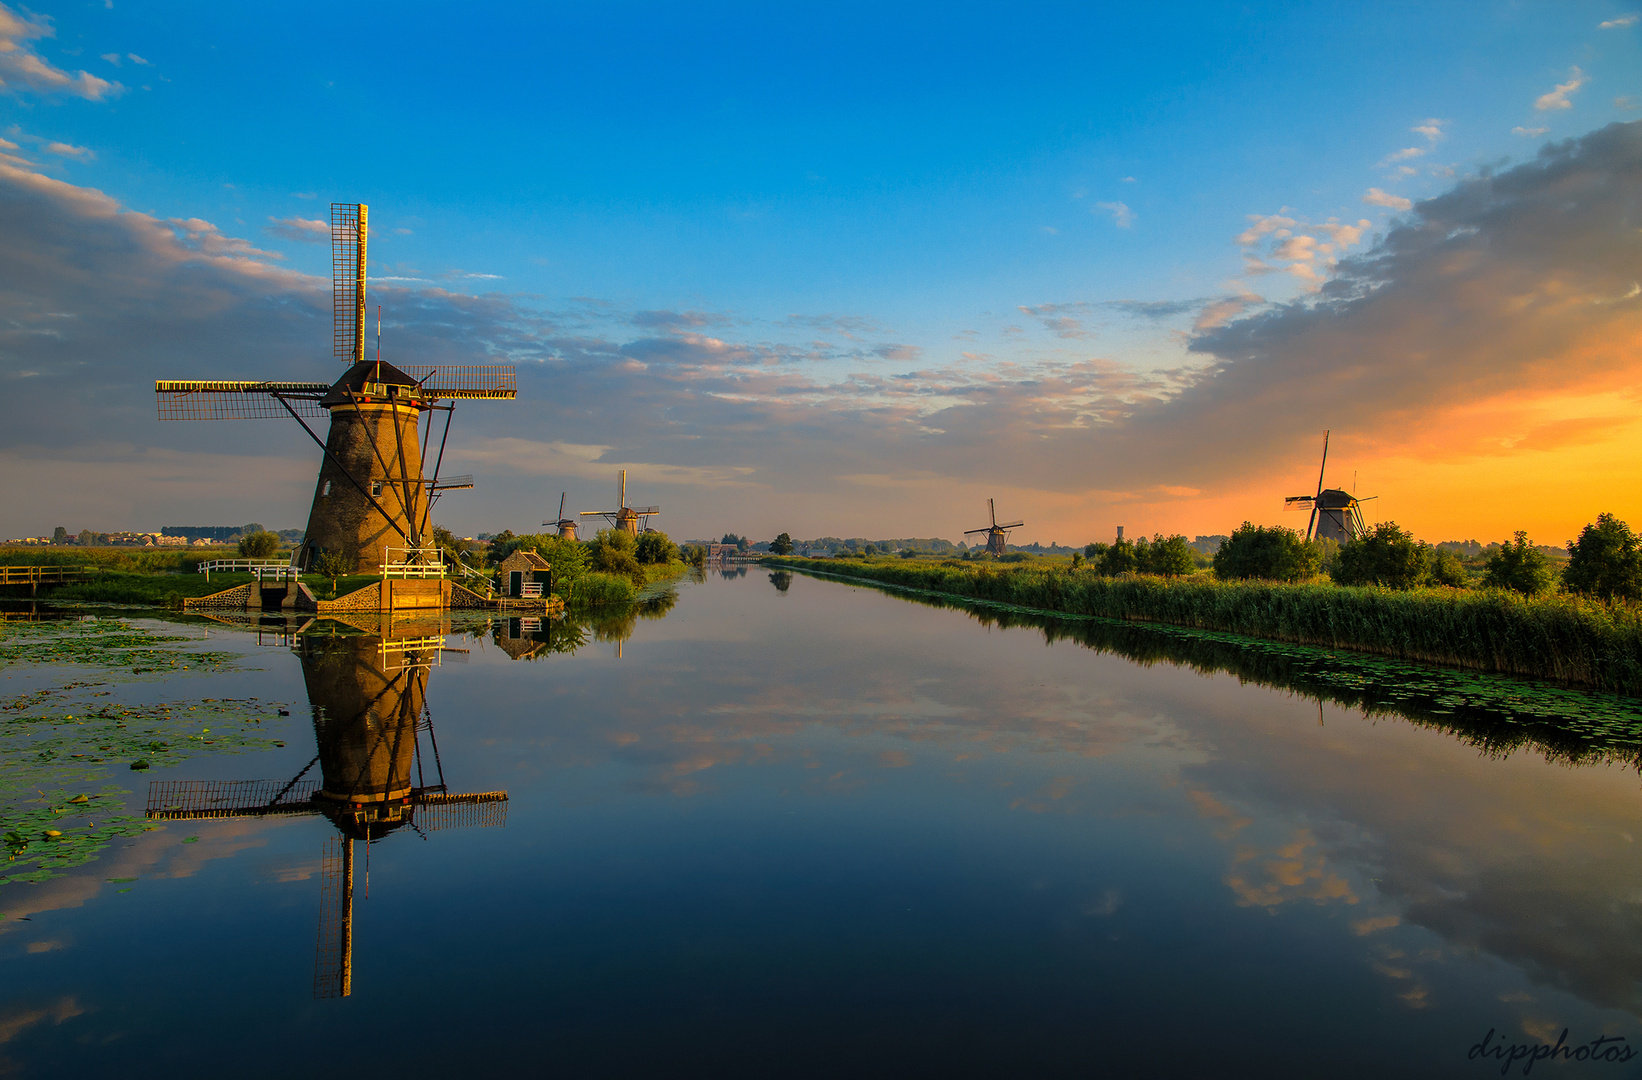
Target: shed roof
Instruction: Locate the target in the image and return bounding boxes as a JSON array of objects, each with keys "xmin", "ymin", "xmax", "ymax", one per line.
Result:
[{"xmin": 498, "ymin": 550, "xmax": 551, "ymax": 571}]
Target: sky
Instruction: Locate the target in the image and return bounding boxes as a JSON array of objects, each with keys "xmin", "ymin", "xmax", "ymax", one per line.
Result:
[{"xmin": 0, "ymin": 1, "xmax": 1639, "ymax": 546}]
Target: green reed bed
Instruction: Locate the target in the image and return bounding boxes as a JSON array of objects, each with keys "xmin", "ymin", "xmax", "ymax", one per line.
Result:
[{"xmin": 772, "ymin": 558, "xmax": 1642, "ymax": 695}]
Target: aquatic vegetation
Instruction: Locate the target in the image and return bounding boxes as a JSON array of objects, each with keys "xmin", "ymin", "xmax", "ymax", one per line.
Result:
[
  {"xmin": 772, "ymin": 558, "xmax": 1642, "ymax": 695},
  {"xmin": 0, "ymin": 618, "xmax": 294, "ymax": 896},
  {"xmin": 0, "ymin": 616, "xmax": 240, "ymax": 673}
]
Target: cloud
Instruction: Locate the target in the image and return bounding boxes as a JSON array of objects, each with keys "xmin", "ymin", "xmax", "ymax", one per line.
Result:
[
  {"xmin": 2, "ymin": 121, "xmax": 1642, "ymax": 544},
  {"xmin": 99, "ymin": 52, "xmax": 118, "ymax": 65},
  {"xmin": 1411, "ymin": 118, "xmax": 1447, "ymax": 141},
  {"xmin": 1095, "ymin": 200, "xmax": 1134, "ymax": 228},
  {"xmin": 0, "ymin": 3, "xmax": 124, "ymax": 100},
  {"xmin": 1018, "ymin": 302, "xmax": 1092, "ymax": 339},
  {"xmin": 1362, "ymin": 187, "xmax": 1413, "ymax": 210},
  {"xmin": 1380, "ymin": 146, "xmax": 1426, "ymax": 165},
  {"xmin": 264, "ymin": 215, "xmax": 327, "ymax": 242},
  {"xmin": 126, "ymin": 52, "xmax": 148, "ymax": 65},
  {"xmin": 43, "ymin": 141, "xmax": 92, "ymax": 160},
  {"xmin": 1535, "ymin": 67, "xmax": 1586, "ymax": 111},
  {"xmin": 1598, "ymin": 13, "xmax": 1638, "ymax": 28},
  {"xmin": 1513, "ymin": 126, "xmax": 1550, "ymax": 138}
]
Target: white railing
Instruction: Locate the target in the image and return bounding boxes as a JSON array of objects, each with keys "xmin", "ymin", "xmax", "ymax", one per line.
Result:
[
  {"xmin": 521, "ymin": 583, "xmax": 543, "ymax": 598},
  {"xmin": 197, "ymin": 559, "xmax": 298, "ymax": 582},
  {"xmin": 381, "ymin": 546, "xmax": 447, "ymax": 579}
]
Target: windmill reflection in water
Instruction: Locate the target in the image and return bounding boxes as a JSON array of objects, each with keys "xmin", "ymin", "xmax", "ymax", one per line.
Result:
[{"xmin": 144, "ymin": 621, "xmax": 506, "ymax": 999}]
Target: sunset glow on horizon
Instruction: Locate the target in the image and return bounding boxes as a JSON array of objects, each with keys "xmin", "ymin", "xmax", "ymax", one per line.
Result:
[{"xmin": 1, "ymin": 2, "xmax": 1639, "ymax": 548}]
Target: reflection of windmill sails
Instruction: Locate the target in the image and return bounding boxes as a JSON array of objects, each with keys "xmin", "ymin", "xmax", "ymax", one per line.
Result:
[{"xmin": 144, "ymin": 632, "xmax": 506, "ymax": 999}]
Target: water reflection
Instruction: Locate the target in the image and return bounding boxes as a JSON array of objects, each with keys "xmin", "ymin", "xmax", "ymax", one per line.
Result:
[
  {"xmin": 481, "ymin": 592, "xmax": 681, "ymax": 661},
  {"xmin": 768, "ymin": 571, "xmax": 792, "ymax": 593},
  {"xmin": 794, "ymin": 570, "xmax": 1642, "ymax": 769},
  {"xmin": 145, "ymin": 617, "xmax": 506, "ymax": 999}
]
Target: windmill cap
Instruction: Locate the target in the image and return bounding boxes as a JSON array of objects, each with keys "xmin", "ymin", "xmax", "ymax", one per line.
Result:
[{"xmin": 320, "ymin": 359, "xmax": 424, "ymax": 406}]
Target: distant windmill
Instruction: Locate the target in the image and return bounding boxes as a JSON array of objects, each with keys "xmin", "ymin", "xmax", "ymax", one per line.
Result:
[
  {"xmin": 581, "ymin": 469, "xmax": 659, "ymax": 536},
  {"xmin": 544, "ymin": 492, "xmax": 579, "ymax": 540},
  {"xmin": 1283, "ymin": 431, "xmax": 1376, "ymax": 542},
  {"xmin": 964, "ymin": 498, "xmax": 1024, "ymax": 556},
  {"xmin": 145, "ymin": 632, "xmax": 505, "ymax": 999},
  {"xmin": 154, "ymin": 202, "xmax": 515, "ymax": 574}
]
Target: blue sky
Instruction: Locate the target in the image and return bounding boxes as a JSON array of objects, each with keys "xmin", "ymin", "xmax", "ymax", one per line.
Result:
[{"xmin": 1, "ymin": 1, "xmax": 1640, "ymax": 543}]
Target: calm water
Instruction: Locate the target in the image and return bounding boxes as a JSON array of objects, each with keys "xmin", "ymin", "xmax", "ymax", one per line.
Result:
[{"xmin": 4, "ymin": 570, "xmax": 1642, "ymax": 1077}]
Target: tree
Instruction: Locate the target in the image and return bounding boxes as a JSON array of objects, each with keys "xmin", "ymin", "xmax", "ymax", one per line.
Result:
[
  {"xmin": 528, "ymin": 534, "xmax": 589, "ymax": 591},
  {"xmin": 51, "ymin": 526, "xmax": 69, "ymax": 545},
  {"xmin": 1428, "ymin": 547, "xmax": 1467, "ymax": 588},
  {"xmin": 680, "ymin": 544, "xmax": 707, "ymax": 567},
  {"xmin": 1332, "ymin": 522, "xmax": 1428, "ymax": 589},
  {"xmin": 314, "ymin": 551, "xmax": 349, "ymax": 593},
  {"xmin": 1095, "ymin": 538, "xmax": 1138, "ymax": 575},
  {"xmin": 770, "ymin": 532, "xmax": 794, "ymax": 556},
  {"xmin": 591, "ymin": 528, "xmax": 643, "ymax": 580},
  {"xmin": 1212, "ymin": 523, "xmax": 1321, "ymax": 582},
  {"xmin": 634, "ymin": 529, "xmax": 677, "ymax": 565},
  {"xmin": 242, "ymin": 522, "xmax": 265, "ymax": 536},
  {"xmin": 1070, "ymin": 551, "xmax": 1085, "ymax": 571},
  {"xmin": 486, "ymin": 530, "xmax": 520, "ymax": 565},
  {"xmin": 1083, "ymin": 541, "xmax": 1108, "ymax": 560},
  {"xmin": 1564, "ymin": 513, "xmax": 1642, "ymax": 601},
  {"xmin": 238, "ymin": 530, "xmax": 279, "ymax": 558},
  {"xmin": 1482, "ymin": 531, "xmax": 1554, "ymax": 596},
  {"xmin": 1139, "ymin": 534, "xmax": 1196, "ymax": 577},
  {"xmin": 862, "ymin": 543, "xmax": 878, "ymax": 556}
]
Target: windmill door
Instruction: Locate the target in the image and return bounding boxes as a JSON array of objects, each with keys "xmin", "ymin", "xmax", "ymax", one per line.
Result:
[{"xmin": 508, "ymin": 571, "xmax": 523, "ymax": 597}]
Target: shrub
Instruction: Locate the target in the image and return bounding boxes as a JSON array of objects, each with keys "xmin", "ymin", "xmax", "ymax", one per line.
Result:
[
  {"xmin": 314, "ymin": 551, "xmax": 349, "ymax": 591},
  {"xmin": 1213, "ymin": 523, "xmax": 1320, "ymax": 582},
  {"xmin": 1428, "ymin": 547, "xmax": 1468, "ymax": 588},
  {"xmin": 1564, "ymin": 513, "xmax": 1642, "ymax": 601},
  {"xmin": 1096, "ymin": 539, "xmax": 1137, "ymax": 575},
  {"xmin": 238, "ymin": 531, "xmax": 280, "ymax": 558},
  {"xmin": 1482, "ymin": 531, "xmax": 1554, "ymax": 596},
  {"xmin": 1332, "ymin": 522, "xmax": 1428, "ymax": 589},
  {"xmin": 1138, "ymin": 534, "xmax": 1196, "ymax": 577},
  {"xmin": 634, "ymin": 530, "xmax": 678, "ymax": 565},
  {"xmin": 569, "ymin": 571, "xmax": 638, "ymax": 608}
]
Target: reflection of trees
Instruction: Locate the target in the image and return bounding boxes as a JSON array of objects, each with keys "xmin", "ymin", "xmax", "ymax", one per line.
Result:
[
  {"xmin": 489, "ymin": 591, "xmax": 681, "ymax": 659},
  {"xmin": 768, "ymin": 571, "xmax": 792, "ymax": 593},
  {"xmin": 812, "ymin": 574, "xmax": 1642, "ymax": 770},
  {"xmin": 718, "ymin": 566, "xmax": 748, "ymax": 580}
]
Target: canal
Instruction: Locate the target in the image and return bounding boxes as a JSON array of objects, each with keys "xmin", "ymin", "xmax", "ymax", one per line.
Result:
[{"xmin": 2, "ymin": 568, "xmax": 1639, "ymax": 1076}]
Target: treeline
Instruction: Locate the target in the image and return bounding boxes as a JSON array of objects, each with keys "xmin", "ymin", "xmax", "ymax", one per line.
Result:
[
  {"xmin": 438, "ymin": 525, "xmax": 695, "ymax": 608},
  {"xmin": 768, "ymin": 557, "xmax": 1642, "ymax": 695}
]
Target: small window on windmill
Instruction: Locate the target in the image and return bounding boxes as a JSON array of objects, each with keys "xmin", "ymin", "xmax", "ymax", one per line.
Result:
[
  {"xmin": 371, "ymin": 480, "xmax": 383, "ymax": 497},
  {"xmin": 322, "ymin": 480, "xmax": 332, "ymax": 498}
]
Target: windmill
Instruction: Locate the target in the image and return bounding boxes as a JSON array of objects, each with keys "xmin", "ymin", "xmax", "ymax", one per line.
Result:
[
  {"xmin": 964, "ymin": 498, "xmax": 1024, "ymax": 556},
  {"xmin": 145, "ymin": 630, "xmax": 505, "ymax": 999},
  {"xmin": 155, "ymin": 202, "xmax": 517, "ymax": 575},
  {"xmin": 1283, "ymin": 431, "xmax": 1376, "ymax": 542},
  {"xmin": 544, "ymin": 492, "xmax": 579, "ymax": 541},
  {"xmin": 581, "ymin": 469, "xmax": 659, "ymax": 536}
]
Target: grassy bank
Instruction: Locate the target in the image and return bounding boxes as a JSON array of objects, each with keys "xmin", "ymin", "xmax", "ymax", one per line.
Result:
[{"xmin": 770, "ymin": 557, "xmax": 1642, "ymax": 696}]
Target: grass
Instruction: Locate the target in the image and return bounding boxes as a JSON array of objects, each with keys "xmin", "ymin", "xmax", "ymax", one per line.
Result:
[
  {"xmin": 0, "ymin": 545, "xmax": 235, "ymax": 573},
  {"xmin": 768, "ymin": 556, "xmax": 1642, "ymax": 695},
  {"xmin": 567, "ymin": 572, "xmax": 639, "ymax": 608}
]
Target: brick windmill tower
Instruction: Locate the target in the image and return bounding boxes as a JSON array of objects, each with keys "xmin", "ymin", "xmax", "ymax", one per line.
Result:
[{"xmin": 155, "ymin": 203, "xmax": 516, "ymax": 574}]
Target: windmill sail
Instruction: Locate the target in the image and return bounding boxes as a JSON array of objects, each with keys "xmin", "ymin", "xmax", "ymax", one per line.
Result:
[
  {"xmin": 154, "ymin": 381, "xmax": 329, "ymax": 420},
  {"xmin": 313, "ymin": 836, "xmax": 353, "ymax": 999},
  {"xmin": 332, "ymin": 203, "xmax": 367, "ymax": 364}
]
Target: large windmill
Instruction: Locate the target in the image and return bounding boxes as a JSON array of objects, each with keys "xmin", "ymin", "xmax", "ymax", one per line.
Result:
[
  {"xmin": 965, "ymin": 498, "xmax": 1023, "ymax": 556},
  {"xmin": 155, "ymin": 203, "xmax": 517, "ymax": 575},
  {"xmin": 581, "ymin": 469, "xmax": 659, "ymax": 536},
  {"xmin": 145, "ymin": 630, "xmax": 505, "ymax": 999},
  {"xmin": 544, "ymin": 492, "xmax": 579, "ymax": 541},
  {"xmin": 1283, "ymin": 431, "xmax": 1376, "ymax": 542}
]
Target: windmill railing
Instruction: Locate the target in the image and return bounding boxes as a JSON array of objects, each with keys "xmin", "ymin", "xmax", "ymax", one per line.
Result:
[
  {"xmin": 196, "ymin": 559, "xmax": 300, "ymax": 582},
  {"xmin": 380, "ymin": 546, "xmax": 447, "ymax": 579}
]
